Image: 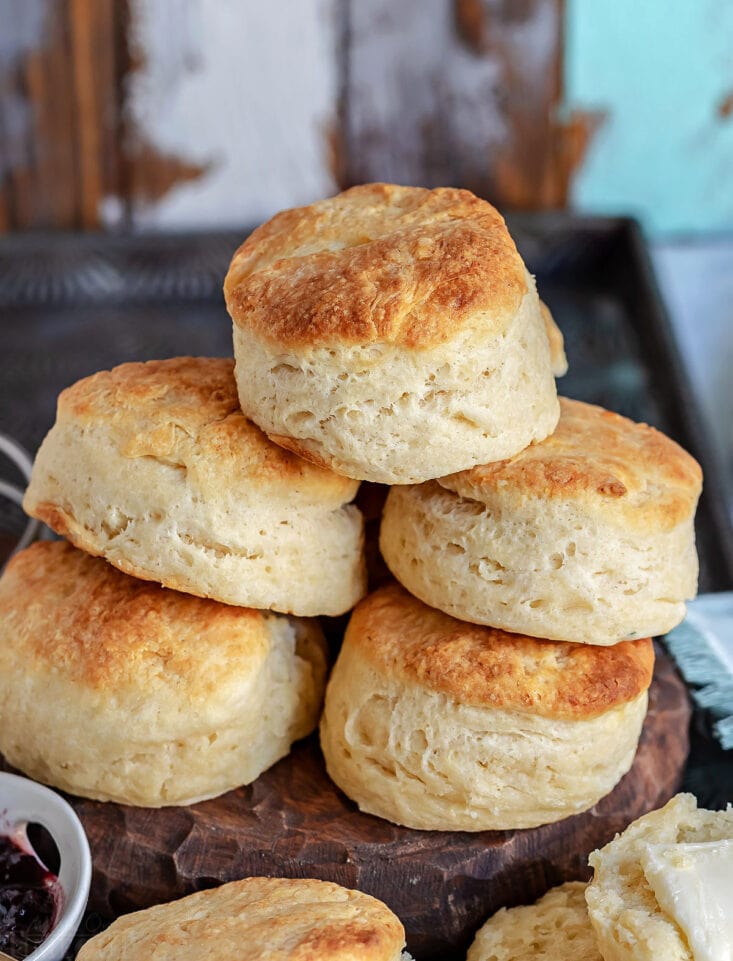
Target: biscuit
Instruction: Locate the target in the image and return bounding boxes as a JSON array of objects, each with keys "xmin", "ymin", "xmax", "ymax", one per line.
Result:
[
  {"xmin": 23, "ymin": 357, "xmax": 365, "ymax": 617},
  {"xmin": 319, "ymin": 584, "xmax": 653, "ymax": 831},
  {"xmin": 76, "ymin": 877, "xmax": 408, "ymax": 961},
  {"xmin": 586, "ymin": 793, "xmax": 733, "ymax": 961},
  {"xmin": 225, "ymin": 183, "xmax": 559, "ymax": 484},
  {"xmin": 380, "ymin": 397, "xmax": 701, "ymax": 645},
  {"xmin": 0, "ymin": 541, "xmax": 327, "ymax": 806},
  {"xmin": 467, "ymin": 882, "xmax": 602, "ymax": 961},
  {"xmin": 541, "ymin": 300, "xmax": 568, "ymax": 377}
]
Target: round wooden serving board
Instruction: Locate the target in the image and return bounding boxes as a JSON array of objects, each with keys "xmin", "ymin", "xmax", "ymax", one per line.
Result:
[{"xmin": 2, "ymin": 649, "xmax": 689, "ymax": 960}]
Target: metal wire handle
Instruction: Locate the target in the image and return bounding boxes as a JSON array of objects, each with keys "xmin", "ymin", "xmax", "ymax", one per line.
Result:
[{"xmin": 0, "ymin": 433, "xmax": 40, "ymax": 562}]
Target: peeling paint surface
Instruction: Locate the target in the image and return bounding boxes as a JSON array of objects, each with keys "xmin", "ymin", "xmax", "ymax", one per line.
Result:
[
  {"xmin": 565, "ymin": 0, "xmax": 733, "ymax": 236},
  {"xmin": 346, "ymin": 0, "xmax": 507, "ymax": 190},
  {"xmin": 345, "ymin": 0, "xmax": 566, "ymax": 204},
  {"xmin": 122, "ymin": 0, "xmax": 338, "ymax": 230}
]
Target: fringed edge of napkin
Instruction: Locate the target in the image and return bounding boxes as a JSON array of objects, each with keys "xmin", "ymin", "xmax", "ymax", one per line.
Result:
[{"xmin": 665, "ymin": 617, "xmax": 733, "ymax": 750}]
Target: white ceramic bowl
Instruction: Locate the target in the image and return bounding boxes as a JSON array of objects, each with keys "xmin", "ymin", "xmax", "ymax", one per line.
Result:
[{"xmin": 0, "ymin": 772, "xmax": 91, "ymax": 961}]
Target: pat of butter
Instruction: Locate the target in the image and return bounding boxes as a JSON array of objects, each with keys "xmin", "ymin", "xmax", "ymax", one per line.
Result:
[{"xmin": 640, "ymin": 839, "xmax": 733, "ymax": 961}]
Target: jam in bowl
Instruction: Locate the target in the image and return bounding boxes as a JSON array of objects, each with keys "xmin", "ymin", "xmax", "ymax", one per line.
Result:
[
  {"xmin": 0, "ymin": 773, "xmax": 91, "ymax": 961},
  {"xmin": 0, "ymin": 827, "xmax": 62, "ymax": 959}
]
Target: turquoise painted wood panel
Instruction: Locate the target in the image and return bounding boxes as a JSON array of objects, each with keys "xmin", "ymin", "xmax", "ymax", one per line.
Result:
[{"xmin": 565, "ymin": 1, "xmax": 733, "ymax": 237}]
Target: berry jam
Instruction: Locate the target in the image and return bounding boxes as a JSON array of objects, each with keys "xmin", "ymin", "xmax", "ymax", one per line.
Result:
[{"xmin": 0, "ymin": 833, "xmax": 60, "ymax": 960}]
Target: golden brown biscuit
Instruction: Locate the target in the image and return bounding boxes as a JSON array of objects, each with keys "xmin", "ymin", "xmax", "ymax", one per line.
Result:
[
  {"xmin": 226, "ymin": 183, "xmax": 527, "ymax": 349},
  {"xmin": 320, "ymin": 584, "xmax": 652, "ymax": 831},
  {"xmin": 443, "ymin": 398, "xmax": 700, "ymax": 529},
  {"xmin": 540, "ymin": 300, "xmax": 568, "ymax": 376},
  {"xmin": 23, "ymin": 357, "xmax": 365, "ymax": 616},
  {"xmin": 0, "ymin": 541, "xmax": 327, "ymax": 806},
  {"xmin": 225, "ymin": 183, "xmax": 559, "ymax": 484},
  {"xmin": 380, "ymin": 398, "xmax": 701, "ymax": 644},
  {"xmin": 467, "ymin": 882, "xmax": 602, "ymax": 961},
  {"xmin": 77, "ymin": 877, "xmax": 407, "ymax": 961}
]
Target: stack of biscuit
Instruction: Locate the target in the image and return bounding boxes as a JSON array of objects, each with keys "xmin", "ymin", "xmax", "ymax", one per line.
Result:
[
  {"xmin": 222, "ymin": 182, "xmax": 701, "ymax": 831},
  {"xmin": 2, "ymin": 357, "xmax": 365, "ymax": 805},
  {"xmin": 2, "ymin": 183, "xmax": 701, "ymax": 840}
]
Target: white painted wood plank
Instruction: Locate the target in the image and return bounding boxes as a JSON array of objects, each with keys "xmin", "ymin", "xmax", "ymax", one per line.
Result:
[
  {"xmin": 346, "ymin": 0, "xmax": 503, "ymax": 188},
  {"xmin": 120, "ymin": 0, "xmax": 339, "ymax": 230},
  {"xmin": 344, "ymin": 0, "xmax": 560, "ymax": 196}
]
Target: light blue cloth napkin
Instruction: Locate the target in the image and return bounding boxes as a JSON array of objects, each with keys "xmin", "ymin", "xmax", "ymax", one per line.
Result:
[{"xmin": 665, "ymin": 592, "xmax": 733, "ymax": 749}]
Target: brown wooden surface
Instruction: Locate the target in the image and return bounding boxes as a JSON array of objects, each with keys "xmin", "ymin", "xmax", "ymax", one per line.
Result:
[
  {"xmin": 0, "ymin": 0, "xmax": 590, "ymax": 230},
  {"xmin": 0, "ymin": 0, "xmax": 209, "ymax": 230},
  {"xmin": 340, "ymin": 0, "xmax": 595, "ymax": 205},
  {"xmin": 0, "ymin": 0, "xmax": 126, "ymax": 230},
  {"xmin": 0, "ymin": 650, "xmax": 689, "ymax": 960}
]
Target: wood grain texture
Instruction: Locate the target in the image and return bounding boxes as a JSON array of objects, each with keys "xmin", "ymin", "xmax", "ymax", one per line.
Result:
[
  {"xmin": 122, "ymin": 0, "xmax": 339, "ymax": 229},
  {"xmin": 341, "ymin": 0, "xmax": 593, "ymax": 208},
  {"xmin": 0, "ymin": 0, "xmax": 128, "ymax": 229},
  {"xmin": 0, "ymin": 0, "xmax": 341, "ymax": 230},
  {"xmin": 0, "ymin": 0, "xmax": 597, "ymax": 231},
  {"xmin": 0, "ymin": 0, "xmax": 220, "ymax": 230},
  {"xmin": 0, "ymin": 650, "xmax": 688, "ymax": 960}
]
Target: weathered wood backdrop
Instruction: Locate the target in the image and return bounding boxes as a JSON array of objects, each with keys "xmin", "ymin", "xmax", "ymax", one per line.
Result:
[
  {"xmin": 4, "ymin": 0, "xmax": 732, "ymax": 234},
  {"xmin": 0, "ymin": 0, "xmax": 599, "ymax": 231}
]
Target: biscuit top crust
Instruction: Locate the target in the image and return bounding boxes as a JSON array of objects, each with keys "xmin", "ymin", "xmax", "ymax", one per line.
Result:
[
  {"xmin": 224, "ymin": 183, "xmax": 528, "ymax": 349},
  {"xmin": 349, "ymin": 584, "xmax": 654, "ymax": 720},
  {"xmin": 76, "ymin": 876, "xmax": 405, "ymax": 961},
  {"xmin": 440, "ymin": 397, "xmax": 702, "ymax": 531},
  {"xmin": 0, "ymin": 542, "xmax": 294, "ymax": 697},
  {"xmin": 55, "ymin": 357, "xmax": 358, "ymax": 506}
]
